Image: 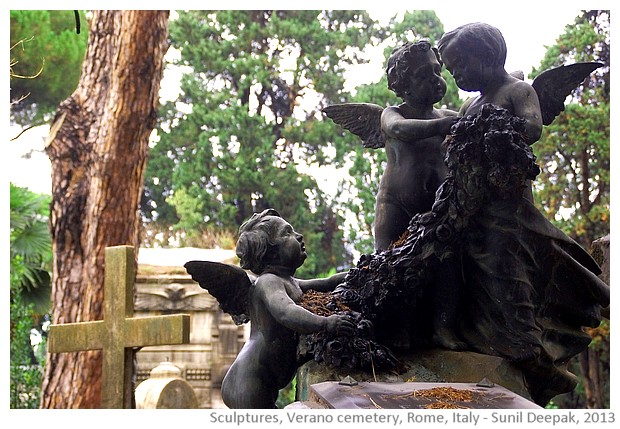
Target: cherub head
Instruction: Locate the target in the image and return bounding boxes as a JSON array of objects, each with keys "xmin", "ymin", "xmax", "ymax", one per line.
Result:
[
  {"xmin": 386, "ymin": 40, "xmax": 447, "ymax": 105},
  {"xmin": 438, "ymin": 22, "xmax": 507, "ymax": 91},
  {"xmin": 236, "ymin": 209, "xmax": 307, "ymax": 275}
]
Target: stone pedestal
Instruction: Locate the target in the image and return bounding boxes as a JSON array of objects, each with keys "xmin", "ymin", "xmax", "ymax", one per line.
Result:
[
  {"xmin": 296, "ymin": 349, "xmax": 532, "ymax": 403},
  {"xmin": 306, "ymin": 380, "xmax": 541, "ymax": 409}
]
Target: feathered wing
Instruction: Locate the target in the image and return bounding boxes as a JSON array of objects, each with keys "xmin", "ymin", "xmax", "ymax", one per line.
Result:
[
  {"xmin": 532, "ymin": 62, "xmax": 603, "ymax": 126},
  {"xmin": 323, "ymin": 103, "xmax": 384, "ymax": 148},
  {"xmin": 184, "ymin": 260, "xmax": 252, "ymax": 325}
]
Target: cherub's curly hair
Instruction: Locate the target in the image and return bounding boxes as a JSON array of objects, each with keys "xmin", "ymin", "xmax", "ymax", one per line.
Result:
[
  {"xmin": 386, "ymin": 40, "xmax": 441, "ymax": 99},
  {"xmin": 438, "ymin": 22, "xmax": 507, "ymax": 68},
  {"xmin": 236, "ymin": 208, "xmax": 281, "ymax": 274}
]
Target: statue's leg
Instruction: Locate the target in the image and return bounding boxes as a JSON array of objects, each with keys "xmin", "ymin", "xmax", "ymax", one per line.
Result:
[
  {"xmin": 222, "ymin": 371, "xmax": 278, "ymax": 409},
  {"xmin": 374, "ymin": 195, "xmax": 412, "ymax": 251}
]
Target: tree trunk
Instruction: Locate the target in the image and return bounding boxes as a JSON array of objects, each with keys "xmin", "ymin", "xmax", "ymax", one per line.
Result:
[
  {"xmin": 578, "ymin": 235, "xmax": 611, "ymax": 409},
  {"xmin": 579, "ymin": 348, "xmax": 604, "ymax": 408},
  {"xmin": 41, "ymin": 10, "xmax": 169, "ymax": 408}
]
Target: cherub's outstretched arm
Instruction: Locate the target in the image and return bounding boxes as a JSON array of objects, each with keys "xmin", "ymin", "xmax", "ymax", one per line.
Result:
[
  {"xmin": 382, "ymin": 106, "xmax": 458, "ymax": 141},
  {"xmin": 258, "ymin": 276, "xmax": 354, "ymax": 335},
  {"xmin": 459, "ymin": 98, "xmax": 473, "ymax": 116},
  {"xmin": 297, "ymin": 272, "xmax": 347, "ymax": 293}
]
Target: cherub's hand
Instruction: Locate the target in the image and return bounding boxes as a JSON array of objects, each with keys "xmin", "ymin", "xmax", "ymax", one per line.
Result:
[
  {"xmin": 324, "ymin": 314, "xmax": 356, "ymax": 337},
  {"xmin": 438, "ymin": 116, "xmax": 460, "ymax": 135}
]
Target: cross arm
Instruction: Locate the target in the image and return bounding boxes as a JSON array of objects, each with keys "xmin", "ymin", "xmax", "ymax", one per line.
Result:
[{"xmin": 48, "ymin": 321, "xmax": 106, "ymax": 352}]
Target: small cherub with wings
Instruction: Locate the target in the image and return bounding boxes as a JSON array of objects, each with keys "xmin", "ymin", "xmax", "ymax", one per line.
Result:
[
  {"xmin": 324, "ymin": 26, "xmax": 602, "ymax": 357},
  {"xmin": 326, "ymin": 30, "xmax": 601, "ymax": 253},
  {"xmin": 433, "ymin": 23, "xmax": 606, "ymax": 399},
  {"xmin": 325, "ymin": 40, "xmax": 459, "ymax": 251},
  {"xmin": 437, "ymin": 22, "xmax": 602, "ymax": 143},
  {"xmin": 185, "ymin": 209, "xmax": 354, "ymax": 409}
]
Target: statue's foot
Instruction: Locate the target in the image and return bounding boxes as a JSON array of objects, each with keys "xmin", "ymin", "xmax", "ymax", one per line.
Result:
[{"xmin": 432, "ymin": 329, "xmax": 467, "ymax": 351}]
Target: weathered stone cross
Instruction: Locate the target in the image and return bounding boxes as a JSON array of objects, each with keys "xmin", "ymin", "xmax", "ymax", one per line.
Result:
[{"xmin": 48, "ymin": 245, "xmax": 191, "ymax": 408}]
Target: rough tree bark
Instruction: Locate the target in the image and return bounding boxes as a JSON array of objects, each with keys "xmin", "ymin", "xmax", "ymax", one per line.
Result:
[
  {"xmin": 41, "ymin": 10, "xmax": 169, "ymax": 408},
  {"xmin": 579, "ymin": 235, "xmax": 610, "ymax": 409}
]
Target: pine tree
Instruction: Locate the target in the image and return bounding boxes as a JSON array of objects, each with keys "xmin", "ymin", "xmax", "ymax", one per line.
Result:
[
  {"xmin": 142, "ymin": 11, "xmax": 384, "ymax": 275},
  {"xmin": 40, "ymin": 10, "xmax": 169, "ymax": 408},
  {"xmin": 10, "ymin": 10, "xmax": 88, "ymax": 126}
]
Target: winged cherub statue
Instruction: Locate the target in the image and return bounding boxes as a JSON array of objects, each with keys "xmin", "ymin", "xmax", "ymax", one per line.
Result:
[
  {"xmin": 330, "ymin": 24, "xmax": 607, "ymax": 406},
  {"xmin": 325, "ymin": 34, "xmax": 601, "ymax": 254},
  {"xmin": 325, "ymin": 40, "xmax": 458, "ymax": 252},
  {"xmin": 185, "ymin": 209, "xmax": 396, "ymax": 408}
]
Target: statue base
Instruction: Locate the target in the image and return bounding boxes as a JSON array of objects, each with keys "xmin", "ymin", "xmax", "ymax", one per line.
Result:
[{"xmin": 295, "ymin": 349, "xmax": 533, "ymax": 405}]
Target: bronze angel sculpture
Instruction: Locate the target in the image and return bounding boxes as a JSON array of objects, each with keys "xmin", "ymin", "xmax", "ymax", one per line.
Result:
[
  {"xmin": 184, "ymin": 23, "xmax": 608, "ymax": 408},
  {"xmin": 326, "ymin": 23, "xmax": 608, "ymax": 406},
  {"xmin": 325, "ymin": 41, "xmax": 602, "ymax": 252},
  {"xmin": 185, "ymin": 209, "xmax": 396, "ymax": 409}
]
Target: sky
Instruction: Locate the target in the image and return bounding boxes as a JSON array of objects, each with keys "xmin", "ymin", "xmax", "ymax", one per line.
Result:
[
  {"xmin": 5, "ymin": 2, "xmax": 603, "ymax": 196},
  {"xmin": 345, "ymin": 6, "xmax": 589, "ymax": 89}
]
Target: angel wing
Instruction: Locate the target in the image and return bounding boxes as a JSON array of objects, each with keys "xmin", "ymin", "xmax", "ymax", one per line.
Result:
[
  {"xmin": 532, "ymin": 62, "xmax": 603, "ymax": 126},
  {"xmin": 323, "ymin": 103, "xmax": 384, "ymax": 149},
  {"xmin": 184, "ymin": 260, "xmax": 253, "ymax": 325}
]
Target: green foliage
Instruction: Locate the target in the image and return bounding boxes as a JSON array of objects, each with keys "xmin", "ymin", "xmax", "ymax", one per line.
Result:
[
  {"xmin": 142, "ymin": 10, "xmax": 385, "ymax": 275},
  {"xmin": 10, "ymin": 184, "xmax": 52, "ymax": 408},
  {"xmin": 276, "ymin": 377, "xmax": 297, "ymax": 408},
  {"xmin": 531, "ymin": 10, "xmax": 610, "ymax": 409},
  {"xmin": 533, "ymin": 103, "xmax": 610, "ymax": 245},
  {"xmin": 10, "ymin": 10, "xmax": 88, "ymax": 126},
  {"xmin": 10, "ymin": 287, "xmax": 44, "ymax": 409},
  {"xmin": 10, "ymin": 183, "xmax": 52, "ymax": 315},
  {"xmin": 545, "ymin": 400, "xmax": 560, "ymax": 409},
  {"xmin": 530, "ymin": 10, "xmax": 610, "ymax": 247},
  {"xmin": 531, "ymin": 11, "xmax": 609, "ymax": 104},
  {"xmin": 378, "ymin": 11, "xmax": 461, "ymax": 110}
]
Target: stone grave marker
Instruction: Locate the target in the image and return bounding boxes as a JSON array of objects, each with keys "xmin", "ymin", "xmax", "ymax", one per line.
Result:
[
  {"xmin": 47, "ymin": 245, "xmax": 191, "ymax": 408},
  {"xmin": 135, "ymin": 361, "xmax": 198, "ymax": 409}
]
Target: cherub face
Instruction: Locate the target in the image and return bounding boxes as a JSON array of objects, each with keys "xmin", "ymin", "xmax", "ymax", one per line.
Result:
[
  {"xmin": 440, "ymin": 39, "xmax": 484, "ymax": 92},
  {"xmin": 267, "ymin": 216, "xmax": 307, "ymax": 269},
  {"xmin": 407, "ymin": 51, "xmax": 447, "ymax": 105}
]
